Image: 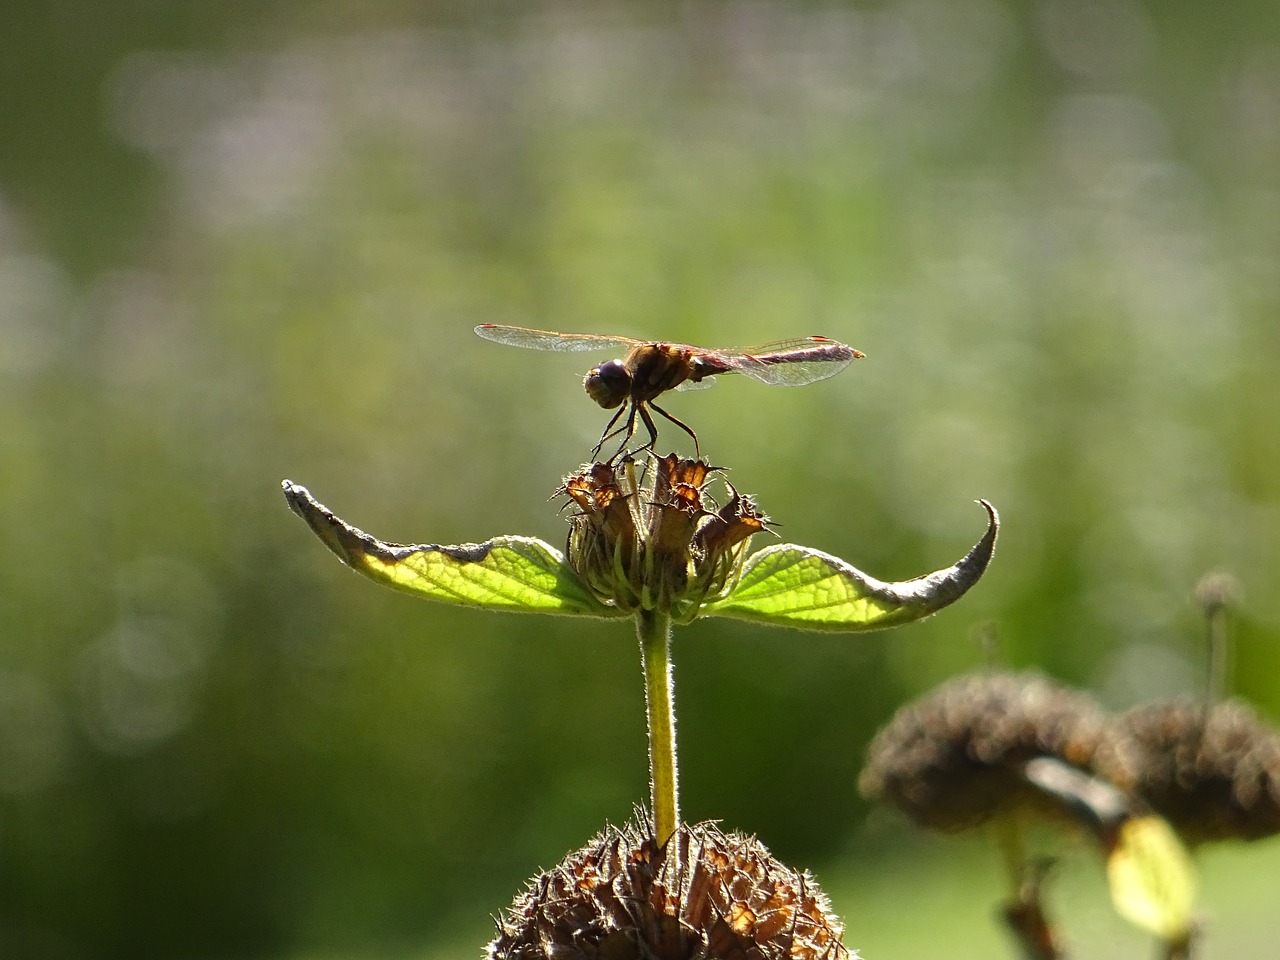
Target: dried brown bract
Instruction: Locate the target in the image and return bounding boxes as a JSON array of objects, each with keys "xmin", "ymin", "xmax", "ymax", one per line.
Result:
[
  {"xmin": 1117, "ymin": 699, "xmax": 1280, "ymax": 845},
  {"xmin": 489, "ymin": 817, "xmax": 852, "ymax": 960},
  {"xmin": 859, "ymin": 670, "xmax": 1139, "ymax": 832}
]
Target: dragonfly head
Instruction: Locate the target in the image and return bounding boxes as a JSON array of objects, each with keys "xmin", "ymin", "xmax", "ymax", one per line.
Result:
[{"xmin": 584, "ymin": 359, "xmax": 631, "ymax": 409}]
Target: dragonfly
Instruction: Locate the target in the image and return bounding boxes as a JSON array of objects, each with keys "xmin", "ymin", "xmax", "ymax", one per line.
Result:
[{"xmin": 474, "ymin": 324, "xmax": 863, "ymax": 460}]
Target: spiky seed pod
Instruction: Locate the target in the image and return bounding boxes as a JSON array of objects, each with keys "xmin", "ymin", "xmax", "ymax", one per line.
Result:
[
  {"xmin": 1116, "ymin": 699, "xmax": 1280, "ymax": 846},
  {"xmin": 488, "ymin": 817, "xmax": 852, "ymax": 960},
  {"xmin": 859, "ymin": 670, "xmax": 1139, "ymax": 832}
]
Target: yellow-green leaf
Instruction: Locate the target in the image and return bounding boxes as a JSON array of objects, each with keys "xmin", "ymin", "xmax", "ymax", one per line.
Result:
[
  {"xmin": 1106, "ymin": 815, "xmax": 1196, "ymax": 943},
  {"xmin": 282, "ymin": 481, "xmax": 621, "ymax": 618},
  {"xmin": 702, "ymin": 500, "xmax": 998, "ymax": 631}
]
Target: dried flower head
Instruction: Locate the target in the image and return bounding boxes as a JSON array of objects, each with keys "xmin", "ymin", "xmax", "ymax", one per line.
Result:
[
  {"xmin": 560, "ymin": 456, "xmax": 769, "ymax": 621},
  {"xmin": 859, "ymin": 671, "xmax": 1138, "ymax": 832},
  {"xmin": 489, "ymin": 816, "xmax": 853, "ymax": 960},
  {"xmin": 1193, "ymin": 571, "xmax": 1243, "ymax": 617},
  {"xmin": 1116, "ymin": 699, "xmax": 1280, "ymax": 845}
]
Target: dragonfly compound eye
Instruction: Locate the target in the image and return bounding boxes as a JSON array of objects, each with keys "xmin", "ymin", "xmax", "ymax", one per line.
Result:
[{"xmin": 583, "ymin": 359, "xmax": 631, "ymax": 409}]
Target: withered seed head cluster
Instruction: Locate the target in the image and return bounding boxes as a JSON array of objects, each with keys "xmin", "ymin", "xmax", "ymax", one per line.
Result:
[
  {"xmin": 860, "ymin": 670, "xmax": 1280, "ymax": 848},
  {"xmin": 1117, "ymin": 699, "xmax": 1280, "ymax": 846},
  {"xmin": 858, "ymin": 671, "xmax": 1138, "ymax": 832},
  {"xmin": 560, "ymin": 456, "xmax": 768, "ymax": 620},
  {"xmin": 489, "ymin": 817, "xmax": 852, "ymax": 960}
]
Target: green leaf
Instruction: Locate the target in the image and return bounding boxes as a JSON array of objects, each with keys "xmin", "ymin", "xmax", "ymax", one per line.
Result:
[
  {"xmin": 282, "ymin": 481, "xmax": 622, "ymax": 618},
  {"xmin": 702, "ymin": 500, "xmax": 998, "ymax": 631},
  {"xmin": 1106, "ymin": 815, "xmax": 1196, "ymax": 943}
]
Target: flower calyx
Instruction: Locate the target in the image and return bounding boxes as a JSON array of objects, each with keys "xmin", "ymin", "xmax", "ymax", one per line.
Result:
[{"xmin": 560, "ymin": 454, "xmax": 768, "ymax": 622}]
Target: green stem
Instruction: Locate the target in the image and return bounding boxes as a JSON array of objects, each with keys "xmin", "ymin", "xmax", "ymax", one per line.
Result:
[
  {"xmin": 1205, "ymin": 596, "xmax": 1230, "ymax": 705},
  {"xmin": 993, "ymin": 813, "xmax": 1027, "ymax": 898},
  {"xmin": 637, "ymin": 607, "xmax": 679, "ymax": 849},
  {"xmin": 994, "ymin": 815, "xmax": 1064, "ymax": 960}
]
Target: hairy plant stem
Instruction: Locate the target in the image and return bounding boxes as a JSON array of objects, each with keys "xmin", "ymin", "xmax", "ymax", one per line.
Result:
[{"xmin": 637, "ymin": 607, "xmax": 679, "ymax": 852}]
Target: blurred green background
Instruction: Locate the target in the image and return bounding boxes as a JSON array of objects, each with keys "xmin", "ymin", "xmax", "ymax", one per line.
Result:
[{"xmin": 3, "ymin": 1, "xmax": 1279, "ymax": 957}]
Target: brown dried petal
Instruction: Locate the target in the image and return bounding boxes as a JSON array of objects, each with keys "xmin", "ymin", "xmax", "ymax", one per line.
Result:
[
  {"xmin": 562, "ymin": 463, "xmax": 641, "ymax": 608},
  {"xmin": 561, "ymin": 464, "xmax": 633, "ymax": 524},
  {"xmin": 654, "ymin": 454, "xmax": 716, "ymax": 496},
  {"xmin": 696, "ymin": 492, "xmax": 769, "ymax": 557}
]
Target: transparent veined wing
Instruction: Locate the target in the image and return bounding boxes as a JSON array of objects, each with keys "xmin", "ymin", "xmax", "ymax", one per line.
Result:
[
  {"xmin": 474, "ymin": 324, "xmax": 642, "ymax": 353},
  {"xmin": 674, "ymin": 376, "xmax": 717, "ymax": 392},
  {"xmin": 692, "ymin": 336, "xmax": 862, "ymax": 387}
]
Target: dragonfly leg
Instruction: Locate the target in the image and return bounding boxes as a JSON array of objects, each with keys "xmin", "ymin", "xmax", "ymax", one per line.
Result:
[
  {"xmin": 591, "ymin": 404, "xmax": 631, "ymax": 460},
  {"xmin": 612, "ymin": 404, "xmax": 643, "ymax": 462},
  {"xmin": 596, "ymin": 403, "xmax": 641, "ymax": 463},
  {"xmin": 632, "ymin": 402, "xmax": 661, "ymax": 458},
  {"xmin": 648, "ymin": 400, "xmax": 701, "ymax": 459}
]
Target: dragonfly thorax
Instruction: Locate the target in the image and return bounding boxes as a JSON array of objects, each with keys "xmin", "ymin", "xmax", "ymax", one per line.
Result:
[{"xmin": 625, "ymin": 344, "xmax": 697, "ymax": 401}]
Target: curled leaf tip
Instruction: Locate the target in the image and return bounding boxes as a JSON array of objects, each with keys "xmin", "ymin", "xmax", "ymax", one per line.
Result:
[{"xmin": 901, "ymin": 497, "xmax": 999, "ymax": 609}]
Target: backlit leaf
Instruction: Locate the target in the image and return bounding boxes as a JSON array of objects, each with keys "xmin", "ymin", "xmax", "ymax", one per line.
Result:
[
  {"xmin": 1106, "ymin": 815, "xmax": 1196, "ymax": 943},
  {"xmin": 282, "ymin": 481, "xmax": 621, "ymax": 618},
  {"xmin": 702, "ymin": 500, "xmax": 997, "ymax": 631}
]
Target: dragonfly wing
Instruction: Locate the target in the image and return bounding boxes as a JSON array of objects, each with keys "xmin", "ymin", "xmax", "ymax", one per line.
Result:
[
  {"xmin": 474, "ymin": 324, "xmax": 640, "ymax": 353},
  {"xmin": 720, "ymin": 336, "xmax": 861, "ymax": 386},
  {"xmin": 675, "ymin": 375, "xmax": 717, "ymax": 392}
]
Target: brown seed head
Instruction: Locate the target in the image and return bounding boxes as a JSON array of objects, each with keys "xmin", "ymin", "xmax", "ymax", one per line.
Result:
[
  {"xmin": 1116, "ymin": 699, "xmax": 1280, "ymax": 845},
  {"xmin": 488, "ymin": 817, "xmax": 853, "ymax": 960},
  {"xmin": 859, "ymin": 670, "xmax": 1139, "ymax": 832}
]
